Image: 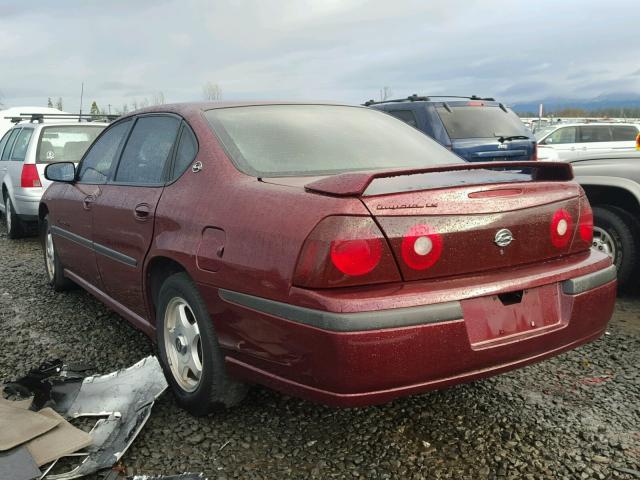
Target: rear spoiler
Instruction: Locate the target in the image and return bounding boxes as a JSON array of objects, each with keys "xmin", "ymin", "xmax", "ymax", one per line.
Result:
[{"xmin": 304, "ymin": 161, "xmax": 573, "ymax": 197}]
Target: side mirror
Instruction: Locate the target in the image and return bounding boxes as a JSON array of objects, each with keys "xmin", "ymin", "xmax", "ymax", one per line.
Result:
[{"xmin": 44, "ymin": 162, "xmax": 76, "ymax": 183}]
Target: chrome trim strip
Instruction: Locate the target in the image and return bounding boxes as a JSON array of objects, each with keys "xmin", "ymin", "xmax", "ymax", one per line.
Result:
[{"xmin": 219, "ymin": 289, "xmax": 463, "ymax": 332}]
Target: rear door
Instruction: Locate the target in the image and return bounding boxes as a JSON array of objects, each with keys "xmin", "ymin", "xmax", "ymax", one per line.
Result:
[
  {"xmin": 6, "ymin": 126, "xmax": 35, "ymax": 207},
  {"xmin": 0, "ymin": 129, "xmax": 19, "ymax": 201},
  {"xmin": 610, "ymin": 125, "xmax": 639, "ymax": 151},
  {"xmin": 577, "ymin": 125, "xmax": 613, "ymax": 156},
  {"xmin": 92, "ymin": 114, "xmax": 181, "ymax": 317},
  {"xmin": 53, "ymin": 119, "xmax": 133, "ymax": 287}
]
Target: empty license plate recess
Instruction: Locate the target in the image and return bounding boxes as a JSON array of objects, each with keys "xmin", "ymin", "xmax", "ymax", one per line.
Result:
[{"xmin": 461, "ymin": 283, "xmax": 565, "ymax": 349}]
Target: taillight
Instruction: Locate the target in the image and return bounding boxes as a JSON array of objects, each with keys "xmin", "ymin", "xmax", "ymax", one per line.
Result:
[
  {"xmin": 293, "ymin": 216, "xmax": 401, "ymax": 288},
  {"xmin": 578, "ymin": 197, "xmax": 594, "ymax": 244},
  {"xmin": 550, "ymin": 208, "xmax": 573, "ymax": 248},
  {"xmin": 531, "ymin": 142, "xmax": 538, "ymax": 161},
  {"xmin": 21, "ymin": 164, "xmax": 42, "ymax": 188},
  {"xmin": 400, "ymin": 224, "xmax": 443, "ymax": 270},
  {"xmin": 636, "ymin": 133, "xmax": 640, "ymax": 151}
]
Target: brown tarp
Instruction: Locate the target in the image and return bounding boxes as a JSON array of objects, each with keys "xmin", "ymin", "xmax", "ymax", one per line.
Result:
[{"xmin": 0, "ymin": 402, "xmax": 60, "ymax": 451}]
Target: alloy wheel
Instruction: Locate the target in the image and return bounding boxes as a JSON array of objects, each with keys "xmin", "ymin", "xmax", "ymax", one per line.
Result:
[
  {"xmin": 592, "ymin": 226, "xmax": 616, "ymax": 260},
  {"xmin": 164, "ymin": 297, "xmax": 203, "ymax": 392},
  {"xmin": 45, "ymin": 232, "xmax": 56, "ymax": 281}
]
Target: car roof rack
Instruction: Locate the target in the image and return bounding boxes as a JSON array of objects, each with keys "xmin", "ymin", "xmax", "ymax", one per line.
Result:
[
  {"xmin": 363, "ymin": 94, "xmax": 495, "ymax": 106},
  {"xmin": 4, "ymin": 113, "xmax": 120, "ymax": 124}
]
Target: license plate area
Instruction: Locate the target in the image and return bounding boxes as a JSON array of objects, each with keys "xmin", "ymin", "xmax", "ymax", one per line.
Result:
[{"xmin": 461, "ymin": 283, "xmax": 564, "ymax": 349}]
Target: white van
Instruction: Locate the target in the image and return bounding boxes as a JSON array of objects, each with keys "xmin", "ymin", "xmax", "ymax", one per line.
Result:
[{"xmin": 536, "ymin": 122, "xmax": 640, "ymax": 160}]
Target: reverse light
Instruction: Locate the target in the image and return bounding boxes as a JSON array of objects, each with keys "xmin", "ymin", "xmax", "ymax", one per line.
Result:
[
  {"xmin": 550, "ymin": 209, "xmax": 573, "ymax": 248},
  {"xmin": 21, "ymin": 164, "xmax": 42, "ymax": 188},
  {"xmin": 401, "ymin": 224, "xmax": 443, "ymax": 270},
  {"xmin": 293, "ymin": 216, "xmax": 401, "ymax": 288}
]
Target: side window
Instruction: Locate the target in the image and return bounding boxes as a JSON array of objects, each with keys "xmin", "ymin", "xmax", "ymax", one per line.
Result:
[
  {"xmin": 78, "ymin": 120, "xmax": 132, "ymax": 184},
  {"xmin": 611, "ymin": 125, "xmax": 639, "ymax": 141},
  {"xmin": 115, "ymin": 116, "xmax": 180, "ymax": 185},
  {"xmin": 544, "ymin": 127, "xmax": 576, "ymax": 145},
  {"xmin": 1, "ymin": 129, "xmax": 21, "ymax": 161},
  {"xmin": 172, "ymin": 124, "xmax": 198, "ymax": 180},
  {"xmin": 10, "ymin": 128, "xmax": 34, "ymax": 161},
  {"xmin": 579, "ymin": 126, "xmax": 612, "ymax": 143},
  {"xmin": 0, "ymin": 131, "xmax": 12, "ymax": 160},
  {"xmin": 387, "ymin": 110, "xmax": 418, "ymax": 128}
]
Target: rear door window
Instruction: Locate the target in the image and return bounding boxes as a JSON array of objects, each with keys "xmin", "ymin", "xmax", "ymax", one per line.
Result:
[
  {"xmin": 38, "ymin": 125, "xmax": 105, "ymax": 163},
  {"xmin": 171, "ymin": 124, "xmax": 198, "ymax": 180},
  {"xmin": 544, "ymin": 127, "xmax": 577, "ymax": 145},
  {"xmin": 387, "ymin": 110, "xmax": 418, "ymax": 128},
  {"xmin": 579, "ymin": 125, "xmax": 612, "ymax": 143},
  {"xmin": 114, "ymin": 115, "xmax": 180, "ymax": 185},
  {"xmin": 1, "ymin": 129, "xmax": 21, "ymax": 161},
  {"xmin": 611, "ymin": 125, "xmax": 639, "ymax": 141},
  {"xmin": 78, "ymin": 120, "xmax": 132, "ymax": 184},
  {"xmin": 435, "ymin": 105, "xmax": 528, "ymax": 139},
  {"xmin": 10, "ymin": 128, "xmax": 33, "ymax": 161}
]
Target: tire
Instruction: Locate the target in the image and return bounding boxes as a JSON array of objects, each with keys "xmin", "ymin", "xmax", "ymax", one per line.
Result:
[
  {"xmin": 592, "ymin": 205, "xmax": 639, "ymax": 289},
  {"xmin": 41, "ymin": 215, "xmax": 74, "ymax": 291},
  {"xmin": 156, "ymin": 272, "xmax": 248, "ymax": 416},
  {"xmin": 4, "ymin": 194, "xmax": 24, "ymax": 239}
]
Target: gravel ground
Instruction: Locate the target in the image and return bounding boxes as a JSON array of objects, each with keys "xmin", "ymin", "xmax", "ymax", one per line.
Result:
[{"xmin": 0, "ymin": 224, "xmax": 638, "ymax": 480}]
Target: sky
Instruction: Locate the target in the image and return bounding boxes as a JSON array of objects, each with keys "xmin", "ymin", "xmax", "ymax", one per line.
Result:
[{"xmin": 1, "ymin": 0, "xmax": 639, "ymax": 112}]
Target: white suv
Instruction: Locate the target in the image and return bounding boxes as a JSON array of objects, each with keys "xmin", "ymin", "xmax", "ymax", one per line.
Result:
[
  {"xmin": 536, "ymin": 122, "xmax": 640, "ymax": 161},
  {"xmin": 0, "ymin": 117, "xmax": 107, "ymax": 238}
]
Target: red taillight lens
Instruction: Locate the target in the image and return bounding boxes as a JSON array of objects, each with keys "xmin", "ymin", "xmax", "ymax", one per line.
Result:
[
  {"xmin": 636, "ymin": 133, "xmax": 640, "ymax": 151},
  {"xmin": 330, "ymin": 237, "xmax": 382, "ymax": 276},
  {"xmin": 578, "ymin": 198, "xmax": 594, "ymax": 244},
  {"xmin": 401, "ymin": 224, "xmax": 443, "ymax": 270},
  {"xmin": 294, "ymin": 216, "xmax": 401, "ymax": 288},
  {"xmin": 550, "ymin": 208, "xmax": 573, "ymax": 248},
  {"xmin": 21, "ymin": 164, "xmax": 42, "ymax": 188}
]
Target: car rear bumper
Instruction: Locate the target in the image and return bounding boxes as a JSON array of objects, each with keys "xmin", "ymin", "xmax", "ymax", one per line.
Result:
[
  {"xmin": 14, "ymin": 188, "xmax": 44, "ymax": 219},
  {"xmin": 210, "ymin": 252, "xmax": 616, "ymax": 407}
]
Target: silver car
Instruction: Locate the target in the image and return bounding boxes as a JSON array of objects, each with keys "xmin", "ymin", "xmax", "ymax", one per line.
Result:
[{"xmin": 0, "ymin": 120, "xmax": 106, "ymax": 238}]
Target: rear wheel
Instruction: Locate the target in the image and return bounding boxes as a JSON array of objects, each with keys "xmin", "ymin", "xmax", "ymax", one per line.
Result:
[
  {"xmin": 156, "ymin": 272, "xmax": 248, "ymax": 416},
  {"xmin": 4, "ymin": 195, "xmax": 24, "ymax": 239},
  {"xmin": 592, "ymin": 205, "xmax": 639, "ymax": 289},
  {"xmin": 41, "ymin": 215, "xmax": 73, "ymax": 291}
]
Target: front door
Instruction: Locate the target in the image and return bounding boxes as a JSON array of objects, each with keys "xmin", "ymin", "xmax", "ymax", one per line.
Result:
[
  {"xmin": 53, "ymin": 119, "xmax": 133, "ymax": 287},
  {"xmin": 92, "ymin": 115, "xmax": 181, "ymax": 317}
]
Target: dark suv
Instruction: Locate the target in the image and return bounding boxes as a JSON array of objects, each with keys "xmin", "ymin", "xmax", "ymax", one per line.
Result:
[{"xmin": 366, "ymin": 95, "xmax": 536, "ymax": 162}]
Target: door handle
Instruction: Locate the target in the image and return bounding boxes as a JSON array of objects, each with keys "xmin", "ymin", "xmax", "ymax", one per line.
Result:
[
  {"xmin": 134, "ymin": 203, "xmax": 151, "ymax": 221},
  {"xmin": 82, "ymin": 195, "xmax": 95, "ymax": 210}
]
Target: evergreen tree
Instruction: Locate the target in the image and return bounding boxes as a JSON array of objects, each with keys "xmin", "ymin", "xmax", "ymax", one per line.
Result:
[
  {"xmin": 90, "ymin": 101, "xmax": 100, "ymax": 116},
  {"xmin": 47, "ymin": 97, "xmax": 53, "ymax": 108},
  {"xmin": 55, "ymin": 97, "xmax": 63, "ymax": 110}
]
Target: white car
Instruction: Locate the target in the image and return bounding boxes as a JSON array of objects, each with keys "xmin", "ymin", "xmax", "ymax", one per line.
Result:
[
  {"xmin": 536, "ymin": 122, "xmax": 640, "ymax": 161},
  {"xmin": 0, "ymin": 117, "xmax": 107, "ymax": 238}
]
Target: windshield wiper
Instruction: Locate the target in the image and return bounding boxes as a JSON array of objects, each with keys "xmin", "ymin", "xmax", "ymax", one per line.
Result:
[{"xmin": 495, "ymin": 134, "xmax": 530, "ymax": 142}]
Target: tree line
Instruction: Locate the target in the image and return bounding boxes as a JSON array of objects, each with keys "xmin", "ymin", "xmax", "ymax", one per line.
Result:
[{"xmin": 516, "ymin": 107, "xmax": 640, "ymax": 118}]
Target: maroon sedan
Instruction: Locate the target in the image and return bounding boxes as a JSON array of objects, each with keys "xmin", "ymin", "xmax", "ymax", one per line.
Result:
[{"xmin": 40, "ymin": 102, "xmax": 617, "ymax": 415}]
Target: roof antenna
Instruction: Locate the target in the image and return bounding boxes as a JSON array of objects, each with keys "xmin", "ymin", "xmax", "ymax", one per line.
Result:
[{"xmin": 78, "ymin": 82, "xmax": 84, "ymax": 123}]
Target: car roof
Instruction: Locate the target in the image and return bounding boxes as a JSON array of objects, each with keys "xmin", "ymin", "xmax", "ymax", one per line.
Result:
[
  {"xmin": 546, "ymin": 122, "xmax": 640, "ymax": 128},
  {"xmin": 116, "ymin": 101, "xmax": 360, "ymax": 121}
]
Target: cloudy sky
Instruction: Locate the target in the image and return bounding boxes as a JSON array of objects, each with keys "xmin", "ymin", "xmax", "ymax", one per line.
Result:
[{"xmin": 1, "ymin": 0, "xmax": 638, "ymax": 112}]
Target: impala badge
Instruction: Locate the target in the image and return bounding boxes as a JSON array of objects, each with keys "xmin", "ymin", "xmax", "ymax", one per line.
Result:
[{"xmin": 494, "ymin": 228, "xmax": 514, "ymax": 247}]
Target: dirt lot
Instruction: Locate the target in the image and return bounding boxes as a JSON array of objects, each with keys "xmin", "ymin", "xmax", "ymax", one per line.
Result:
[{"xmin": 0, "ymin": 227, "xmax": 638, "ymax": 480}]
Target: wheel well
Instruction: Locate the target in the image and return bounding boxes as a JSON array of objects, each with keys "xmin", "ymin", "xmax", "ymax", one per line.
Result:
[
  {"xmin": 2, "ymin": 184, "xmax": 7, "ymax": 200},
  {"xmin": 145, "ymin": 256, "xmax": 188, "ymax": 324},
  {"xmin": 581, "ymin": 185, "xmax": 640, "ymax": 216},
  {"xmin": 39, "ymin": 203, "xmax": 49, "ymax": 220}
]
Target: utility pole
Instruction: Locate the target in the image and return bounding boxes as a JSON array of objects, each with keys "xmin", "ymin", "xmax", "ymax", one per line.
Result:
[
  {"xmin": 107, "ymin": 104, "xmax": 112, "ymax": 114},
  {"xmin": 79, "ymin": 82, "xmax": 84, "ymax": 122}
]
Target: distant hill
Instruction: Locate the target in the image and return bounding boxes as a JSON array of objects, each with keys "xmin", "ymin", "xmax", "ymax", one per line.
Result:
[{"xmin": 511, "ymin": 93, "xmax": 640, "ymax": 115}]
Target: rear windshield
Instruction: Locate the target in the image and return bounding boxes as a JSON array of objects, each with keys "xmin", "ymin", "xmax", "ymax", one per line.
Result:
[
  {"xmin": 436, "ymin": 105, "xmax": 529, "ymax": 140},
  {"xmin": 37, "ymin": 125, "xmax": 105, "ymax": 163},
  {"xmin": 205, "ymin": 105, "xmax": 462, "ymax": 177}
]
